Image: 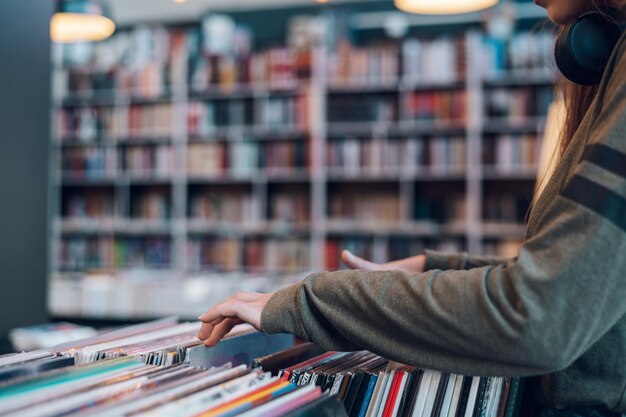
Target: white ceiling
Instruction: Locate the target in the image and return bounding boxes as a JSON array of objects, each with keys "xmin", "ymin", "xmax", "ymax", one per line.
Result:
[{"xmin": 107, "ymin": 0, "xmax": 367, "ymax": 25}]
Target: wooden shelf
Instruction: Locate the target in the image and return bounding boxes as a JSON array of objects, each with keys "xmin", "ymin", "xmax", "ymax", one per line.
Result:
[
  {"xmin": 187, "ymin": 220, "xmax": 310, "ymax": 236},
  {"xmin": 482, "ymin": 68, "xmax": 555, "ymax": 87},
  {"xmin": 482, "ymin": 166, "xmax": 539, "ymax": 181},
  {"xmin": 57, "ymin": 219, "xmax": 172, "ymax": 235},
  {"xmin": 482, "ymin": 116, "xmax": 547, "ymax": 134},
  {"xmin": 188, "ymin": 82, "xmax": 307, "ymax": 99},
  {"xmin": 326, "ymin": 120, "xmax": 467, "ymax": 136}
]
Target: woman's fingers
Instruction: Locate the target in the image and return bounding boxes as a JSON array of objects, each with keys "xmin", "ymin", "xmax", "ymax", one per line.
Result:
[
  {"xmin": 197, "ymin": 291, "xmax": 274, "ymax": 344},
  {"xmin": 198, "ymin": 298, "xmax": 240, "ymax": 323},
  {"xmin": 341, "ymin": 250, "xmax": 381, "ymax": 270},
  {"xmin": 197, "ymin": 317, "xmax": 224, "ymax": 340},
  {"xmin": 203, "ymin": 318, "xmax": 243, "ymax": 347}
]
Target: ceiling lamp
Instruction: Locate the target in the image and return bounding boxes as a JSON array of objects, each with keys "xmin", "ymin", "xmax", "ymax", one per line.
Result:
[
  {"xmin": 51, "ymin": 0, "xmax": 115, "ymax": 43},
  {"xmin": 394, "ymin": 0, "xmax": 498, "ymax": 15}
]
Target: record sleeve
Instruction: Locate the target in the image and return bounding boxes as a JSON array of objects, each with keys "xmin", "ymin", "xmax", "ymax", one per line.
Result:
[
  {"xmin": 420, "ymin": 371, "xmax": 441, "ymax": 417},
  {"xmin": 431, "ymin": 373, "xmax": 450, "ymax": 417},
  {"xmin": 447, "ymin": 374, "xmax": 465, "ymax": 417},
  {"xmin": 253, "ymin": 342, "xmax": 325, "ymax": 376},
  {"xmin": 463, "ymin": 377, "xmax": 481, "ymax": 417},
  {"xmin": 439, "ymin": 374, "xmax": 458, "ymax": 417},
  {"xmin": 397, "ymin": 370, "xmax": 422, "ymax": 417},
  {"xmin": 412, "ymin": 369, "xmax": 436, "ymax": 417}
]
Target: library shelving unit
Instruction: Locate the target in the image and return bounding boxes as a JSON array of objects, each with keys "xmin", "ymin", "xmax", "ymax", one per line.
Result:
[{"xmin": 48, "ymin": 7, "xmax": 555, "ymax": 320}]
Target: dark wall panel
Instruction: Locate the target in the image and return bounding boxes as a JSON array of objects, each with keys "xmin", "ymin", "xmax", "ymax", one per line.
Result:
[{"xmin": 0, "ymin": 0, "xmax": 53, "ymax": 349}]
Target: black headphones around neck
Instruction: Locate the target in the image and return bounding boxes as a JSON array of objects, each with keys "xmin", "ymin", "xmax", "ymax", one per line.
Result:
[{"xmin": 555, "ymin": 11, "xmax": 624, "ymax": 86}]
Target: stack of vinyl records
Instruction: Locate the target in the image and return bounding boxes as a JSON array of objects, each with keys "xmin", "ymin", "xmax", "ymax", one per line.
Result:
[
  {"xmin": 0, "ymin": 357, "xmax": 344, "ymax": 417},
  {"xmin": 0, "ymin": 319, "xmax": 525, "ymax": 417},
  {"xmin": 0, "ymin": 319, "xmax": 341, "ymax": 417},
  {"xmin": 254, "ymin": 343, "xmax": 525, "ymax": 417}
]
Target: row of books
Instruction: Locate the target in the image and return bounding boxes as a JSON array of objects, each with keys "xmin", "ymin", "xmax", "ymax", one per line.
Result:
[
  {"xmin": 57, "ymin": 23, "xmax": 552, "ymax": 98},
  {"xmin": 189, "ymin": 190, "xmax": 310, "ymax": 225},
  {"xmin": 187, "ymin": 141, "xmax": 310, "ymax": 178},
  {"xmin": 481, "ymin": 31, "xmax": 555, "ymax": 77},
  {"xmin": 187, "ymin": 237, "xmax": 311, "ymax": 273},
  {"xmin": 483, "ymin": 192, "xmax": 533, "ymax": 224},
  {"xmin": 55, "ymin": 86, "xmax": 545, "ymax": 142},
  {"xmin": 123, "ymin": 145, "xmax": 176, "ymax": 177},
  {"xmin": 482, "ymin": 134, "xmax": 541, "ymax": 170},
  {"xmin": 63, "ymin": 190, "xmax": 118, "ymax": 219},
  {"xmin": 323, "ymin": 36, "xmax": 466, "ymax": 87},
  {"xmin": 57, "ymin": 98, "xmax": 309, "ymax": 143},
  {"xmin": 405, "ymin": 90, "xmax": 467, "ymax": 124},
  {"xmin": 132, "ymin": 189, "xmax": 172, "ymax": 220},
  {"xmin": 60, "ymin": 139, "xmax": 535, "ymax": 179},
  {"xmin": 415, "ymin": 193, "xmax": 467, "ymax": 224},
  {"xmin": 56, "ymin": 86, "xmax": 548, "ymax": 146},
  {"xmin": 402, "ymin": 36, "xmax": 466, "ymax": 85},
  {"xmin": 329, "ymin": 193, "xmax": 400, "ymax": 223},
  {"xmin": 62, "ymin": 141, "xmax": 291, "ymax": 179},
  {"xmin": 484, "ymin": 87, "xmax": 553, "ymax": 120},
  {"xmin": 186, "ymin": 142, "xmax": 251, "ymax": 178},
  {"xmin": 58, "ymin": 236, "xmax": 171, "ymax": 270},
  {"xmin": 190, "ymin": 192, "xmax": 259, "ymax": 223},
  {"xmin": 56, "ymin": 104, "xmax": 175, "ymax": 141},
  {"xmin": 189, "ymin": 47, "xmax": 313, "ymax": 91},
  {"xmin": 326, "ymin": 137, "xmax": 466, "ymax": 174},
  {"xmin": 187, "ymin": 96, "xmax": 309, "ymax": 135},
  {"xmin": 188, "ymin": 100, "xmax": 244, "ymax": 133},
  {"xmin": 60, "ymin": 146, "xmax": 175, "ymax": 179},
  {"xmin": 61, "ymin": 147, "xmax": 117, "ymax": 179},
  {"xmin": 271, "ymin": 192, "xmax": 310, "ymax": 225},
  {"xmin": 56, "ymin": 28, "xmax": 187, "ymax": 99},
  {"xmin": 60, "ymin": 32, "xmax": 467, "ymax": 97},
  {"xmin": 328, "ymin": 42, "xmax": 400, "ymax": 86},
  {"xmin": 327, "ymin": 95, "xmax": 397, "ymax": 124},
  {"xmin": 57, "ymin": 230, "xmax": 518, "ymax": 281}
]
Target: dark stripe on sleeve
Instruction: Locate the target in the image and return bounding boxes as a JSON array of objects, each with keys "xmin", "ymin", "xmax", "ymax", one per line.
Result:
[
  {"xmin": 581, "ymin": 143, "xmax": 626, "ymax": 179},
  {"xmin": 561, "ymin": 175, "xmax": 626, "ymax": 233}
]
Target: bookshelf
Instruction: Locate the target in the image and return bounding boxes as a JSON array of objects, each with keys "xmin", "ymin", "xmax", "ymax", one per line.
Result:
[{"xmin": 49, "ymin": 10, "xmax": 554, "ymax": 319}]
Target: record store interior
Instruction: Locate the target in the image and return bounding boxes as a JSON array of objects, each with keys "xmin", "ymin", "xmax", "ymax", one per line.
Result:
[{"xmin": 2, "ymin": 0, "xmax": 626, "ymax": 415}]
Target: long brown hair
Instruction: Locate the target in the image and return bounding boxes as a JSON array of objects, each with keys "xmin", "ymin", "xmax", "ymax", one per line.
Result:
[
  {"xmin": 557, "ymin": 0, "xmax": 622, "ymax": 155},
  {"xmin": 530, "ymin": 1, "xmax": 622, "ymax": 213}
]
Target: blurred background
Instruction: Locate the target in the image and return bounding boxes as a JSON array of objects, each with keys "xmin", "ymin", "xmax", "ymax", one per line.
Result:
[{"xmin": 0, "ymin": 0, "xmax": 558, "ymax": 352}]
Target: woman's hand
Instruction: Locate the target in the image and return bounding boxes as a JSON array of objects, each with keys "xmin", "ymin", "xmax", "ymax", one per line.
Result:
[
  {"xmin": 197, "ymin": 291, "xmax": 274, "ymax": 347},
  {"xmin": 341, "ymin": 249, "xmax": 425, "ymax": 273}
]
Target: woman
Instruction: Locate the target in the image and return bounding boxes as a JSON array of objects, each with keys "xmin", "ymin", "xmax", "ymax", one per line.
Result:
[{"xmin": 198, "ymin": 0, "xmax": 626, "ymax": 415}]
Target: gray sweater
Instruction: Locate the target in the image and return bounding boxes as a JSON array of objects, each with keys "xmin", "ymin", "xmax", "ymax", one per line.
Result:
[{"xmin": 261, "ymin": 32, "xmax": 626, "ymax": 412}]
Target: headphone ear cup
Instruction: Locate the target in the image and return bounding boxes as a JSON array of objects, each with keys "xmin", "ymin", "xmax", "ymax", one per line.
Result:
[{"xmin": 554, "ymin": 12, "xmax": 622, "ymax": 86}]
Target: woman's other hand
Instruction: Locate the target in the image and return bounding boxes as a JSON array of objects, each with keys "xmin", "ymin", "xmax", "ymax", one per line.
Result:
[
  {"xmin": 197, "ymin": 291, "xmax": 274, "ymax": 347},
  {"xmin": 341, "ymin": 249, "xmax": 425, "ymax": 273}
]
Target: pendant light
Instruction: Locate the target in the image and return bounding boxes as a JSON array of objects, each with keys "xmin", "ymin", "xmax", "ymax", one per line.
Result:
[
  {"xmin": 394, "ymin": 0, "xmax": 499, "ymax": 15},
  {"xmin": 51, "ymin": 0, "xmax": 115, "ymax": 43}
]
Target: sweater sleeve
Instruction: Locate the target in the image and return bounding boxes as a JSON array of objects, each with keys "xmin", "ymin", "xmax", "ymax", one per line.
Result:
[
  {"xmin": 261, "ymin": 39, "xmax": 626, "ymax": 378},
  {"xmin": 423, "ymin": 249, "xmax": 512, "ymax": 271}
]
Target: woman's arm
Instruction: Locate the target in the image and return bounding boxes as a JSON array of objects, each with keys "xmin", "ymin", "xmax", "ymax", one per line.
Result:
[
  {"xmin": 341, "ymin": 248, "xmax": 511, "ymax": 273},
  {"xmin": 421, "ymin": 249, "xmax": 513, "ymax": 271}
]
